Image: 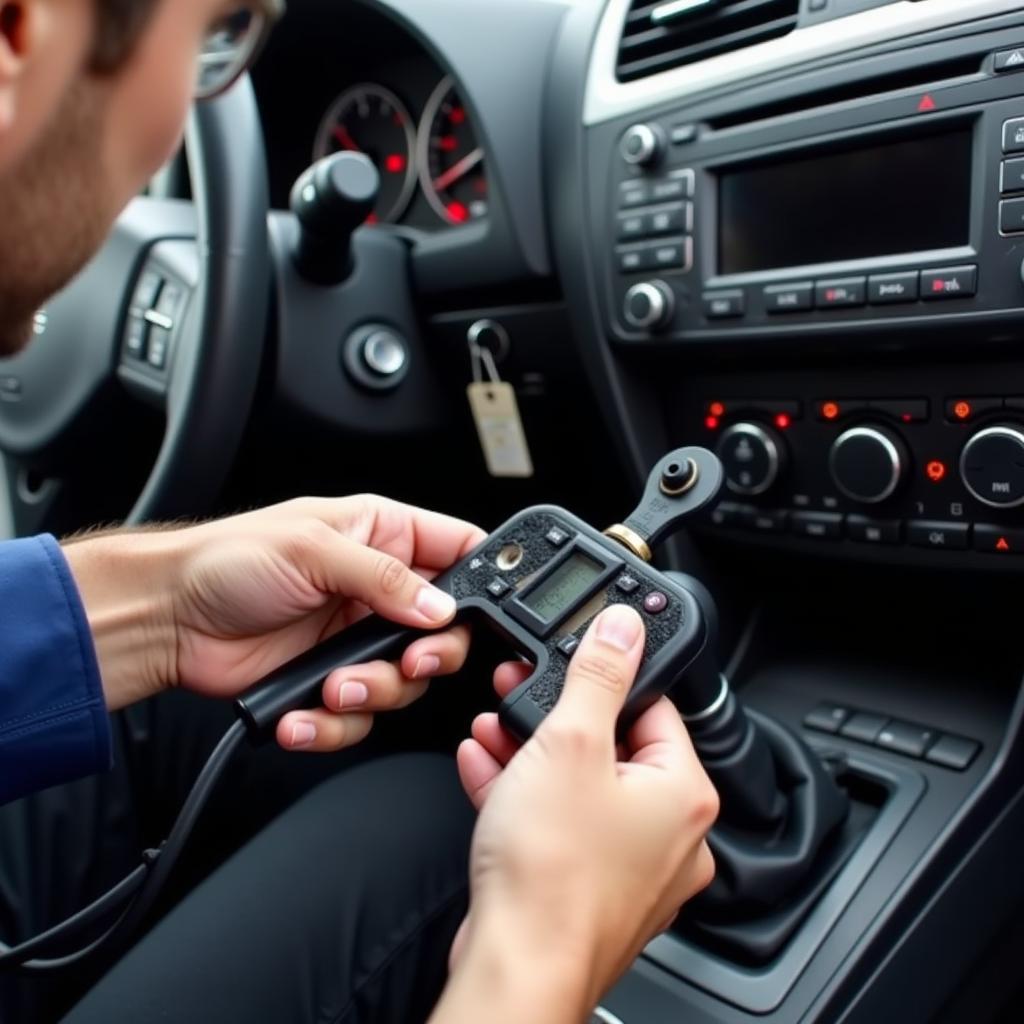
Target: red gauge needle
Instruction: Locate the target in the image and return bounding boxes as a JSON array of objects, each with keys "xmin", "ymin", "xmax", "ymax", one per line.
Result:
[
  {"xmin": 432, "ymin": 146, "xmax": 484, "ymax": 194},
  {"xmin": 332, "ymin": 125, "xmax": 361, "ymax": 152}
]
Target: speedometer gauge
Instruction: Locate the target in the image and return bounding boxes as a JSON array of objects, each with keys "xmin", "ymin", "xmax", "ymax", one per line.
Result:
[
  {"xmin": 418, "ymin": 77, "xmax": 488, "ymax": 225},
  {"xmin": 314, "ymin": 84, "xmax": 417, "ymax": 224}
]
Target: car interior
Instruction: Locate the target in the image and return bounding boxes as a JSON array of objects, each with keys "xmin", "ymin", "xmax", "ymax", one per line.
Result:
[{"xmin": 1, "ymin": 0, "xmax": 1023, "ymax": 1020}]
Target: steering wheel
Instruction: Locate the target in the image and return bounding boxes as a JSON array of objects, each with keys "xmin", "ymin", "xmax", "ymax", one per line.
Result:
[{"xmin": 0, "ymin": 79, "xmax": 270, "ymax": 537}]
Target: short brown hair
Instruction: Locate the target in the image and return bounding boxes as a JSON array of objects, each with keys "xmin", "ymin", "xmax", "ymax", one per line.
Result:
[{"xmin": 90, "ymin": 0, "xmax": 161, "ymax": 72}]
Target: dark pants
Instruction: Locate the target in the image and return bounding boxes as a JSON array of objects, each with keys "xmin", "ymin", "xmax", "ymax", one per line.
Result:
[{"xmin": 0, "ymin": 692, "xmax": 475, "ymax": 1023}]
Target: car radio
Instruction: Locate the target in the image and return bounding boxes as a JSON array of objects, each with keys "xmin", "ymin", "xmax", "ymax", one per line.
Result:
[{"xmin": 602, "ymin": 44, "xmax": 1024, "ymax": 342}]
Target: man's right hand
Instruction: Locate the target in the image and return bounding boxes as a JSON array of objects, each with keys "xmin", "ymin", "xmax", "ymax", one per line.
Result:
[{"xmin": 432, "ymin": 604, "xmax": 719, "ymax": 1024}]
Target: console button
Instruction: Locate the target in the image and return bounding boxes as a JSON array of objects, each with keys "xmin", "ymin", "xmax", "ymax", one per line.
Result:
[
  {"xmin": 617, "ymin": 247, "xmax": 649, "ymax": 274},
  {"xmin": 815, "ymin": 277, "xmax": 865, "ymax": 308},
  {"xmin": 907, "ymin": 520, "xmax": 970, "ymax": 550},
  {"xmin": 791, "ymin": 511, "xmax": 842, "ymax": 540},
  {"xmin": 1003, "ymin": 116, "xmax": 1024, "ymax": 153},
  {"xmin": 875, "ymin": 720, "xmax": 938, "ymax": 759},
  {"xmin": 945, "ymin": 397, "xmax": 1003, "ymax": 422},
  {"xmin": 867, "ymin": 271, "xmax": 918, "ymax": 304},
  {"xmin": 741, "ymin": 508, "xmax": 788, "ymax": 533},
  {"xmin": 960, "ymin": 426, "xmax": 1024, "ymax": 508},
  {"xmin": 650, "ymin": 171, "xmax": 694, "ymax": 201},
  {"xmin": 702, "ymin": 290, "xmax": 745, "ymax": 318},
  {"xmin": 717, "ymin": 423, "xmax": 783, "ymax": 496},
  {"xmin": 546, "ymin": 527, "xmax": 571, "ymax": 547},
  {"xmin": 124, "ymin": 317, "xmax": 148, "ymax": 359},
  {"xmin": 670, "ymin": 123, "xmax": 697, "ymax": 145},
  {"xmin": 764, "ymin": 282, "xmax": 813, "ymax": 313},
  {"xmin": 999, "ymin": 197, "xmax": 1024, "ymax": 234},
  {"xmin": 643, "ymin": 591, "xmax": 669, "ymax": 615},
  {"xmin": 973, "ymin": 524, "xmax": 1024, "ymax": 553},
  {"xmin": 619, "ymin": 180, "xmax": 650, "ymax": 208},
  {"xmin": 648, "ymin": 204, "xmax": 690, "ymax": 235},
  {"xmin": 649, "ymin": 238, "xmax": 692, "ymax": 271},
  {"xmin": 131, "ymin": 270, "xmax": 163, "ymax": 312},
  {"xmin": 840, "ymin": 712, "xmax": 888, "ymax": 744},
  {"xmin": 846, "ymin": 515, "xmax": 901, "ymax": 544},
  {"xmin": 615, "ymin": 574, "xmax": 641, "ymax": 594},
  {"xmin": 1001, "ymin": 157, "xmax": 1024, "ymax": 194},
  {"xmin": 146, "ymin": 327, "xmax": 170, "ymax": 370},
  {"xmin": 995, "ymin": 47, "xmax": 1024, "ymax": 73},
  {"xmin": 830, "ymin": 427, "xmax": 905, "ymax": 504},
  {"xmin": 920, "ymin": 266, "xmax": 977, "ymax": 299},
  {"xmin": 804, "ymin": 704, "xmax": 851, "ymax": 734},
  {"xmin": 816, "ymin": 398, "xmax": 867, "ymax": 421},
  {"xmin": 925, "ymin": 734, "xmax": 980, "ymax": 770},
  {"xmin": 617, "ymin": 212, "xmax": 645, "ymax": 241},
  {"xmin": 870, "ymin": 398, "xmax": 929, "ymax": 423},
  {"xmin": 709, "ymin": 501, "xmax": 748, "ymax": 526},
  {"xmin": 154, "ymin": 283, "xmax": 183, "ymax": 320},
  {"xmin": 487, "ymin": 578, "xmax": 512, "ymax": 600},
  {"xmin": 556, "ymin": 635, "xmax": 581, "ymax": 658}
]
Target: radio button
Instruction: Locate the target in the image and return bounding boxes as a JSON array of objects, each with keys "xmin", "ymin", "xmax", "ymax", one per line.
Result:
[
  {"xmin": 764, "ymin": 282, "xmax": 813, "ymax": 313},
  {"xmin": 718, "ymin": 423, "xmax": 784, "ymax": 496},
  {"xmin": 617, "ymin": 213, "xmax": 646, "ymax": 241},
  {"xmin": 944, "ymin": 397, "xmax": 1003, "ymax": 422},
  {"xmin": 920, "ymin": 265, "xmax": 977, "ymax": 300},
  {"xmin": 908, "ymin": 521, "xmax": 970, "ymax": 550},
  {"xmin": 1001, "ymin": 158, "xmax": 1024, "ymax": 194},
  {"xmin": 619, "ymin": 180, "xmax": 650, "ymax": 208},
  {"xmin": 1002, "ymin": 117, "xmax": 1024, "ymax": 154},
  {"xmin": 702, "ymin": 290, "xmax": 745, "ymax": 319},
  {"xmin": 995, "ymin": 48, "xmax": 1024, "ymax": 73},
  {"xmin": 999, "ymin": 198, "xmax": 1024, "ymax": 234},
  {"xmin": 617, "ymin": 247, "xmax": 649, "ymax": 274},
  {"xmin": 648, "ymin": 203, "xmax": 690, "ymax": 236},
  {"xmin": 815, "ymin": 277, "xmax": 865, "ymax": 309},
  {"xmin": 791, "ymin": 512, "xmax": 842, "ymax": 540},
  {"xmin": 868, "ymin": 271, "xmax": 919, "ymax": 304},
  {"xmin": 846, "ymin": 515, "xmax": 902, "ymax": 544},
  {"xmin": 651, "ymin": 170, "xmax": 694, "ymax": 201},
  {"xmin": 973, "ymin": 524, "xmax": 1024, "ymax": 554},
  {"xmin": 650, "ymin": 237, "xmax": 692, "ymax": 272},
  {"xmin": 556, "ymin": 635, "xmax": 581, "ymax": 658}
]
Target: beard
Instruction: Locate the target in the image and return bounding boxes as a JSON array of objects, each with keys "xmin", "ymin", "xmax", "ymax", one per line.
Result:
[{"xmin": 0, "ymin": 79, "xmax": 116, "ymax": 356}]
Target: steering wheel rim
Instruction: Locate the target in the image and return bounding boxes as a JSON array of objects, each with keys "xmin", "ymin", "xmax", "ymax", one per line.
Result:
[{"xmin": 0, "ymin": 77, "xmax": 270, "ymax": 532}]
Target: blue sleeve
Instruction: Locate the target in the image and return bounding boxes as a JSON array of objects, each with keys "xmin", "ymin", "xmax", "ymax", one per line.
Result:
[{"xmin": 0, "ymin": 535, "xmax": 112, "ymax": 805}]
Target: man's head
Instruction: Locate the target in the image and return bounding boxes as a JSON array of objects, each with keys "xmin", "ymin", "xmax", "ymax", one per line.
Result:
[{"xmin": 0, "ymin": 0, "xmax": 277, "ymax": 354}]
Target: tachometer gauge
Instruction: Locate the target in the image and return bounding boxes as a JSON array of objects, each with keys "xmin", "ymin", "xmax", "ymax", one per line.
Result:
[
  {"xmin": 418, "ymin": 77, "xmax": 488, "ymax": 225},
  {"xmin": 313, "ymin": 84, "xmax": 417, "ymax": 224}
]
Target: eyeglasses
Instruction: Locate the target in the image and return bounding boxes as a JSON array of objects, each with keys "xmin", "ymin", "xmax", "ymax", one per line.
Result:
[{"xmin": 195, "ymin": 0, "xmax": 285, "ymax": 101}]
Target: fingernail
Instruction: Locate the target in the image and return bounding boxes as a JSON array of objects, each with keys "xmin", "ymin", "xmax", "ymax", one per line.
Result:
[
  {"xmin": 289, "ymin": 721, "xmax": 317, "ymax": 748},
  {"xmin": 413, "ymin": 654, "xmax": 441, "ymax": 679},
  {"xmin": 415, "ymin": 586, "xmax": 456, "ymax": 622},
  {"xmin": 337, "ymin": 681, "xmax": 369, "ymax": 709},
  {"xmin": 595, "ymin": 605, "xmax": 642, "ymax": 653}
]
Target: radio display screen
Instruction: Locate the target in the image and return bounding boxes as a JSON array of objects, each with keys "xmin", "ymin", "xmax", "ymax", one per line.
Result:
[
  {"xmin": 718, "ymin": 130, "xmax": 973, "ymax": 275},
  {"xmin": 521, "ymin": 551, "xmax": 604, "ymax": 623}
]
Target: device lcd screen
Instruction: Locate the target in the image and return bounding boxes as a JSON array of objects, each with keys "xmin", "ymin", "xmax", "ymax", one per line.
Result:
[
  {"xmin": 522, "ymin": 551, "xmax": 604, "ymax": 623},
  {"xmin": 717, "ymin": 130, "xmax": 973, "ymax": 275}
]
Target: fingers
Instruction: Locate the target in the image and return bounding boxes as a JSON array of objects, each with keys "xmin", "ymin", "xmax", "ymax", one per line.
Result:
[
  {"xmin": 544, "ymin": 604, "xmax": 645, "ymax": 748},
  {"xmin": 449, "ymin": 915, "xmax": 470, "ymax": 973},
  {"xmin": 471, "ymin": 712, "xmax": 520, "ymax": 767},
  {"xmin": 276, "ymin": 709, "xmax": 373, "ymax": 753},
  {"xmin": 456, "ymin": 738, "xmax": 503, "ymax": 810},
  {"xmin": 400, "ymin": 624, "xmax": 471, "ymax": 682},
  {"xmin": 623, "ymin": 697, "xmax": 694, "ymax": 773},
  {"xmin": 493, "ymin": 659, "xmax": 532, "ymax": 698}
]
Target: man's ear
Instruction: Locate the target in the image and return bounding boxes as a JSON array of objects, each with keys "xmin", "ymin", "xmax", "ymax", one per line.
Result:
[{"xmin": 0, "ymin": 2, "xmax": 30, "ymax": 133}]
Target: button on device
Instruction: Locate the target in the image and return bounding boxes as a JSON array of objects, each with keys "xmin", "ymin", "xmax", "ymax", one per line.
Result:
[
  {"xmin": 131, "ymin": 270, "xmax": 162, "ymax": 311},
  {"xmin": 815, "ymin": 277, "xmax": 866, "ymax": 309},
  {"xmin": 925, "ymin": 734, "xmax": 980, "ymax": 770},
  {"xmin": 920, "ymin": 266, "xmax": 977, "ymax": 299},
  {"xmin": 702, "ymin": 290, "xmax": 745, "ymax": 318},
  {"xmin": 124, "ymin": 317, "xmax": 148, "ymax": 359},
  {"xmin": 1001, "ymin": 157, "xmax": 1024, "ymax": 194},
  {"xmin": 709, "ymin": 501, "xmax": 748, "ymax": 526},
  {"xmin": 816, "ymin": 399, "xmax": 867, "ymax": 421},
  {"xmin": 846, "ymin": 515, "xmax": 901, "ymax": 544},
  {"xmin": 999, "ymin": 197, "xmax": 1024, "ymax": 234},
  {"xmin": 791, "ymin": 511, "xmax": 842, "ymax": 540},
  {"xmin": 487, "ymin": 578, "xmax": 512, "ymax": 600},
  {"xmin": 669, "ymin": 123, "xmax": 697, "ymax": 145},
  {"xmin": 960, "ymin": 427, "xmax": 1024, "ymax": 508},
  {"xmin": 556, "ymin": 635, "xmax": 581, "ymax": 658},
  {"xmin": 154, "ymin": 282, "xmax": 182, "ymax": 319},
  {"xmin": 764, "ymin": 282, "xmax": 813, "ymax": 313},
  {"xmin": 944, "ymin": 397, "xmax": 1003, "ymax": 422},
  {"xmin": 840, "ymin": 712, "xmax": 889, "ymax": 744},
  {"xmin": 867, "ymin": 271, "xmax": 919, "ymax": 304},
  {"xmin": 869, "ymin": 398, "xmax": 929, "ymax": 423},
  {"xmin": 650, "ymin": 171, "xmax": 694, "ymax": 201},
  {"xmin": 619, "ymin": 180, "xmax": 650, "ymax": 208},
  {"xmin": 617, "ymin": 212, "xmax": 645, "ymax": 241},
  {"xmin": 803, "ymin": 703, "xmax": 851, "ymax": 734},
  {"xmin": 1003, "ymin": 116, "xmax": 1024, "ymax": 153},
  {"xmin": 617, "ymin": 247, "xmax": 648, "ymax": 274},
  {"xmin": 908, "ymin": 520, "xmax": 970, "ymax": 550},
  {"xmin": 545, "ymin": 527, "xmax": 570, "ymax": 547},
  {"xmin": 643, "ymin": 591, "xmax": 668, "ymax": 615},
  {"xmin": 875, "ymin": 720, "xmax": 937, "ymax": 759},
  {"xmin": 743, "ymin": 509, "xmax": 789, "ymax": 533},
  {"xmin": 648, "ymin": 203, "xmax": 690, "ymax": 236},
  {"xmin": 973, "ymin": 524, "xmax": 1024, "ymax": 553},
  {"xmin": 649, "ymin": 237, "xmax": 692, "ymax": 271},
  {"xmin": 146, "ymin": 327, "xmax": 170, "ymax": 369},
  {"xmin": 995, "ymin": 47, "xmax": 1024, "ymax": 73},
  {"xmin": 615, "ymin": 574, "xmax": 641, "ymax": 594}
]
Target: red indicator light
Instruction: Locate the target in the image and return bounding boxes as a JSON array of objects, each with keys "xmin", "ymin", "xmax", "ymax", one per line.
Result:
[
  {"xmin": 918, "ymin": 94, "xmax": 937, "ymax": 112},
  {"xmin": 446, "ymin": 201, "xmax": 469, "ymax": 223},
  {"xmin": 450, "ymin": 107, "xmax": 467, "ymax": 126},
  {"xmin": 997, "ymin": 537, "xmax": 1011, "ymax": 552},
  {"xmin": 385, "ymin": 154, "xmax": 407, "ymax": 173},
  {"xmin": 822, "ymin": 401, "xmax": 840, "ymax": 421},
  {"xmin": 926, "ymin": 460, "xmax": 947, "ymax": 483},
  {"xmin": 953, "ymin": 400, "xmax": 971, "ymax": 420},
  {"xmin": 705, "ymin": 415, "xmax": 720, "ymax": 431},
  {"xmin": 365, "ymin": 212, "xmax": 378, "ymax": 225},
  {"xmin": 709, "ymin": 401, "xmax": 726, "ymax": 417},
  {"xmin": 439, "ymin": 135, "xmax": 458, "ymax": 153},
  {"xmin": 902, "ymin": 413, "xmax": 912, "ymax": 423},
  {"xmin": 932, "ymin": 279, "xmax": 946, "ymax": 293},
  {"xmin": 775, "ymin": 413, "xmax": 792, "ymax": 429}
]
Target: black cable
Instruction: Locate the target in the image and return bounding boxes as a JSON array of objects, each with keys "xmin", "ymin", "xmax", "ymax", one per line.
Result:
[{"xmin": 0, "ymin": 719, "xmax": 247, "ymax": 975}]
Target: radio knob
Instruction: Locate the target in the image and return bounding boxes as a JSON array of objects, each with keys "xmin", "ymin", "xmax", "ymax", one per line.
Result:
[
  {"xmin": 716, "ymin": 422, "xmax": 784, "ymax": 496},
  {"xmin": 960, "ymin": 425, "xmax": 1024, "ymax": 508},
  {"xmin": 830, "ymin": 426, "xmax": 906, "ymax": 504},
  {"xmin": 623, "ymin": 280, "xmax": 674, "ymax": 331},
  {"xmin": 620, "ymin": 123, "xmax": 665, "ymax": 167}
]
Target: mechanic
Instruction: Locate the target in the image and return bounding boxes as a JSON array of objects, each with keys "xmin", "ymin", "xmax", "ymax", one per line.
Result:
[{"xmin": 0, "ymin": 2, "xmax": 718, "ymax": 1022}]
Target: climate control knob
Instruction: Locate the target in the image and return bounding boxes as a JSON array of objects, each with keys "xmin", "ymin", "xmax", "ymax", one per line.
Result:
[
  {"xmin": 620, "ymin": 123, "xmax": 665, "ymax": 167},
  {"xmin": 716, "ymin": 422, "xmax": 784, "ymax": 496},
  {"xmin": 623, "ymin": 280, "xmax": 674, "ymax": 331},
  {"xmin": 960, "ymin": 425, "xmax": 1024, "ymax": 508},
  {"xmin": 829, "ymin": 426, "xmax": 906, "ymax": 504}
]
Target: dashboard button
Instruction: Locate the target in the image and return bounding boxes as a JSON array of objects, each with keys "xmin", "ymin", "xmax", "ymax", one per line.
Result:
[
  {"xmin": 764, "ymin": 282, "xmax": 813, "ymax": 313},
  {"xmin": 830, "ymin": 426, "xmax": 905, "ymax": 504},
  {"xmin": 617, "ymin": 213, "xmax": 645, "ymax": 241},
  {"xmin": 717, "ymin": 423, "xmax": 783, "ymax": 496},
  {"xmin": 651, "ymin": 171, "xmax": 694, "ymax": 201},
  {"xmin": 846, "ymin": 515, "xmax": 901, "ymax": 544},
  {"xmin": 619, "ymin": 180, "xmax": 650, "ymax": 208},
  {"xmin": 741, "ymin": 509, "xmax": 788, "ymax": 533},
  {"xmin": 816, "ymin": 398, "xmax": 867, "ymax": 420},
  {"xmin": 709, "ymin": 501, "xmax": 749, "ymax": 527},
  {"xmin": 1003, "ymin": 116, "xmax": 1024, "ymax": 153},
  {"xmin": 1001, "ymin": 157, "xmax": 1024, "ymax": 194},
  {"xmin": 925, "ymin": 734, "xmax": 980, "ymax": 771},
  {"xmin": 999, "ymin": 197, "xmax": 1024, "ymax": 234},
  {"xmin": 920, "ymin": 266, "xmax": 977, "ymax": 299},
  {"xmin": 791, "ymin": 511, "xmax": 842, "ymax": 540},
  {"xmin": 650, "ymin": 237, "xmax": 692, "ymax": 271},
  {"xmin": 669, "ymin": 123, "xmax": 697, "ymax": 145},
  {"xmin": 804, "ymin": 704, "xmax": 851, "ymax": 734},
  {"xmin": 124, "ymin": 317, "xmax": 148, "ymax": 360},
  {"xmin": 869, "ymin": 398, "xmax": 929, "ymax": 423},
  {"xmin": 973, "ymin": 524, "xmax": 1024, "ymax": 553},
  {"xmin": 875, "ymin": 720, "xmax": 937, "ymax": 759},
  {"xmin": 556, "ymin": 635, "xmax": 581, "ymax": 658},
  {"xmin": 944, "ymin": 397, "xmax": 1003, "ymax": 422},
  {"xmin": 907, "ymin": 520, "xmax": 970, "ymax": 550},
  {"xmin": 617, "ymin": 247, "xmax": 650, "ymax": 273},
  {"xmin": 995, "ymin": 48, "xmax": 1024, "ymax": 73},
  {"xmin": 960, "ymin": 426, "xmax": 1024, "ymax": 508},
  {"xmin": 648, "ymin": 203, "xmax": 690, "ymax": 236},
  {"xmin": 131, "ymin": 270, "xmax": 163, "ymax": 312},
  {"xmin": 815, "ymin": 277, "xmax": 865, "ymax": 308},
  {"xmin": 867, "ymin": 271, "xmax": 918, "ymax": 304},
  {"xmin": 615, "ymin": 574, "xmax": 641, "ymax": 594},
  {"xmin": 702, "ymin": 290, "xmax": 745, "ymax": 318},
  {"xmin": 146, "ymin": 327, "xmax": 170, "ymax": 370},
  {"xmin": 840, "ymin": 712, "xmax": 888, "ymax": 744}
]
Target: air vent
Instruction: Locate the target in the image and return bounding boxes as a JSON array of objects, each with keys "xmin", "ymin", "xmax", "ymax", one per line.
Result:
[{"xmin": 616, "ymin": 0, "xmax": 800, "ymax": 84}]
